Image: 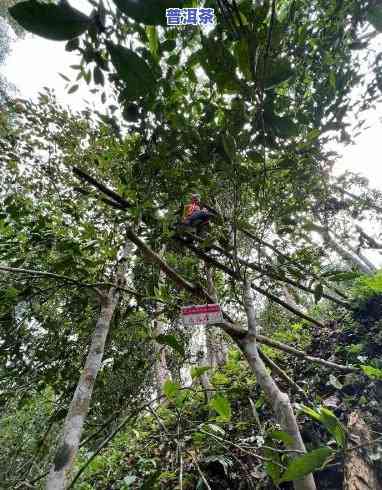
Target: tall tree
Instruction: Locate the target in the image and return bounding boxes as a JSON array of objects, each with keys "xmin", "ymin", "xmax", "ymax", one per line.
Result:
[{"xmin": 4, "ymin": 0, "xmax": 382, "ymax": 488}]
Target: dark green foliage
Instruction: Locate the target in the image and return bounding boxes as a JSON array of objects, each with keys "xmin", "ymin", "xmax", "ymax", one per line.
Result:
[
  {"xmin": 113, "ymin": 0, "xmax": 184, "ymax": 26},
  {"xmin": 280, "ymin": 447, "xmax": 333, "ymax": 483},
  {"xmin": 367, "ymin": 5, "xmax": 382, "ymax": 32},
  {"xmin": 107, "ymin": 42, "xmax": 156, "ymax": 98},
  {"xmin": 9, "ymin": 0, "xmax": 91, "ymax": 41},
  {"xmin": 155, "ymin": 333, "xmax": 185, "ymax": 357}
]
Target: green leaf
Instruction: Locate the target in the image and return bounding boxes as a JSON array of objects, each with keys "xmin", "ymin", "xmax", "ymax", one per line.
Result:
[
  {"xmin": 58, "ymin": 73, "xmax": 70, "ymax": 82},
  {"xmin": 191, "ymin": 366, "xmax": 210, "ymax": 380},
  {"xmin": 328, "ymin": 374, "xmax": 343, "ymax": 390},
  {"xmin": 163, "ymin": 379, "xmax": 179, "ymax": 399},
  {"xmin": 299, "ymin": 405, "xmax": 322, "ymax": 422},
  {"xmin": 209, "ymin": 394, "xmax": 232, "ymax": 422},
  {"xmin": 264, "ymin": 58, "xmax": 293, "ymax": 89},
  {"xmin": 361, "ymin": 365, "xmax": 382, "ymax": 381},
  {"xmin": 314, "ymin": 283, "xmax": 324, "ymax": 303},
  {"xmin": 65, "ymin": 37, "xmax": 79, "ymax": 52},
  {"xmin": 265, "ymin": 460, "xmax": 282, "ymax": 485},
  {"xmin": 3, "ymin": 287, "xmax": 18, "ymax": 301},
  {"xmin": 112, "ymin": 0, "xmax": 184, "ymax": 26},
  {"xmin": 247, "ymin": 149, "xmax": 264, "ymax": 162},
  {"xmin": 319, "ymin": 408, "xmax": 346, "ymax": 448},
  {"xmin": 106, "ymin": 42, "xmax": 156, "ymax": 98},
  {"xmin": 269, "ymin": 430, "xmax": 295, "ymax": 446},
  {"xmin": 206, "ymin": 423, "xmax": 226, "ymax": 435},
  {"xmin": 273, "ymin": 116, "xmax": 299, "ymax": 138},
  {"xmin": 300, "ymin": 405, "xmax": 346, "ymax": 448},
  {"xmin": 175, "ymin": 389, "xmax": 190, "ymax": 408},
  {"xmin": 222, "ymin": 133, "xmax": 236, "ymax": 161},
  {"xmin": 367, "ymin": 6, "xmax": 382, "ymax": 32},
  {"xmin": 93, "ymin": 66, "xmax": 104, "ymax": 86},
  {"xmin": 161, "ymin": 39, "xmax": 176, "ymax": 52},
  {"xmin": 156, "ymin": 334, "xmax": 185, "ymax": 357},
  {"xmin": 9, "ymin": 0, "xmax": 91, "ymax": 41},
  {"xmin": 280, "ymin": 447, "xmax": 333, "ymax": 482},
  {"xmin": 68, "ymin": 84, "xmax": 79, "ymax": 94},
  {"xmin": 146, "ymin": 26, "xmax": 159, "ymax": 61}
]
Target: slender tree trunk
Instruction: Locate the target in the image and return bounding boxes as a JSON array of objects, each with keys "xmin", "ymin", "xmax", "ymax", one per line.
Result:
[
  {"xmin": 205, "ymin": 265, "xmax": 228, "ymax": 367},
  {"xmin": 348, "ymin": 244, "xmax": 377, "ymax": 274},
  {"xmin": 325, "ymin": 234, "xmax": 374, "ymax": 275},
  {"xmin": 307, "ymin": 223, "xmax": 375, "ymax": 275},
  {"xmin": 343, "ymin": 411, "xmax": 381, "ymax": 490},
  {"xmin": 239, "ymin": 282, "xmax": 316, "ymax": 490},
  {"xmin": 355, "ymin": 225, "xmax": 382, "ymax": 249},
  {"xmin": 152, "ymin": 316, "xmax": 171, "ymax": 396},
  {"xmin": 46, "ymin": 240, "xmax": 133, "ymax": 490},
  {"xmin": 197, "ymin": 349, "xmax": 214, "ymax": 402},
  {"xmin": 152, "ymin": 247, "xmax": 172, "ymax": 397}
]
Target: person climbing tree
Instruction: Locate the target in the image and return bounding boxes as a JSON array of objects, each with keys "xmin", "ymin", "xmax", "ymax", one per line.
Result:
[{"xmin": 182, "ymin": 193, "xmax": 213, "ymax": 233}]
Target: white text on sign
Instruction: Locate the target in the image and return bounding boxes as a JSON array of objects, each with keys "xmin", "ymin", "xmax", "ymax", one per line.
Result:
[
  {"xmin": 181, "ymin": 304, "xmax": 223, "ymax": 326},
  {"xmin": 166, "ymin": 8, "xmax": 215, "ymax": 26}
]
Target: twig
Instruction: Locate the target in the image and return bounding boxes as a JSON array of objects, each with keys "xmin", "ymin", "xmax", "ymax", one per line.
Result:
[
  {"xmin": 259, "ymin": 348, "xmax": 308, "ymax": 399},
  {"xmin": 67, "ymin": 395, "xmax": 166, "ymax": 489},
  {"xmin": 0, "ymin": 265, "xmax": 141, "ymax": 298},
  {"xmin": 199, "ymin": 429, "xmax": 273, "ymax": 465},
  {"xmin": 345, "ymin": 436, "xmax": 382, "ymax": 453},
  {"xmin": 187, "ymin": 451, "xmax": 212, "ymax": 490},
  {"xmin": 256, "ymin": 333, "xmax": 358, "ymax": 373}
]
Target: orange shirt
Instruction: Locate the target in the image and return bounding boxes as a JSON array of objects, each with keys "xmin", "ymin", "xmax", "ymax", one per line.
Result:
[{"xmin": 183, "ymin": 201, "xmax": 200, "ymax": 221}]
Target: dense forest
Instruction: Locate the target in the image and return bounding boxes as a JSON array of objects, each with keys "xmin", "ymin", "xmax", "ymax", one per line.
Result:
[{"xmin": 1, "ymin": 1, "xmax": 382, "ymax": 489}]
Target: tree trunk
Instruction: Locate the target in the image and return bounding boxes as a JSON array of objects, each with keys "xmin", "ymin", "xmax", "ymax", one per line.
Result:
[
  {"xmin": 325, "ymin": 234, "xmax": 374, "ymax": 275},
  {"xmin": 153, "ymin": 316, "xmax": 171, "ymax": 396},
  {"xmin": 197, "ymin": 349, "xmax": 214, "ymax": 402},
  {"xmin": 343, "ymin": 411, "xmax": 381, "ymax": 490},
  {"xmin": 308, "ymin": 223, "xmax": 375, "ymax": 275},
  {"xmin": 240, "ymin": 282, "xmax": 316, "ymax": 490},
  {"xmin": 348, "ymin": 244, "xmax": 377, "ymax": 274},
  {"xmin": 205, "ymin": 265, "xmax": 228, "ymax": 367},
  {"xmin": 355, "ymin": 225, "xmax": 382, "ymax": 250},
  {"xmin": 152, "ymin": 247, "xmax": 172, "ymax": 397},
  {"xmin": 46, "ymin": 240, "xmax": 133, "ymax": 490}
]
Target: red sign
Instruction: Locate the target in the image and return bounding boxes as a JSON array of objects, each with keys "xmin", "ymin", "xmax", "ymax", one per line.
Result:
[{"xmin": 181, "ymin": 304, "xmax": 223, "ymax": 326}]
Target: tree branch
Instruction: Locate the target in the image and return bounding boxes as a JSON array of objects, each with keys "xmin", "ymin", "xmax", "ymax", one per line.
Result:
[
  {"xmin": 0, "ymin": 265, "xmax": 140, "ymax": 298},
  {"xmin": 259, "ymin": 349, "xmax": 308, "ymax": 398},
  {"xmin": 176, "ymin": 238, "xmax": 327, "ymax": 329},
  {"xmin": 256, "ymin": 334, "xmax": 358, "ymax": 373},
  {"xmin": 72, "ymin": 166, "xmax": 130, "ymax": 209}
]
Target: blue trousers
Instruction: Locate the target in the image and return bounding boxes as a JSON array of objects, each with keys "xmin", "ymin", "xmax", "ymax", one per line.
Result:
[{"xmin": 184, "ymin": 210, "xmax": 211, "ymax": 226}]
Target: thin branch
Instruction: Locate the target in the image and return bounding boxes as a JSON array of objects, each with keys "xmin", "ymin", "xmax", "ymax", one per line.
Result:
[
  {"xmin": 73, "ymin": 166, "xmax": 130, "ymax": 209},
  {"xmin": 187, "ymin": 451, "xmax": 212, "ymax": 490},
  {"xmin": 241, "ymin": 228, "xmax": 348, "ymax": 300},
  {"xmin": 345, "ymin": 436, "xmax": 382, "ymax": 453},
  {"xmin": 176, "ymin": 237, "xmax": 326, "ymax": 329},
  {"xmin": 67, "ymin": 176, "xmax": 357, "ymax": 373},
  {"xmin": 256, "ymin": 333, "xmax": 358, "ymax": 373},
  {"xmin": 74, "ymin": 186, "xmax": 126, "ymax": 210},
  {"xmin": 259, "ymin": 349, "xmax": 308, "ymax": 398},
  {"xmin": 199, "ymin": 429, "xmax": 278, "ymax": 465},
  {"xmin": 334, "ymin": 185, "xmax": 382, "ymax": 214},
  {"xmin": 192, "ymin": 234, "xmax": 349, "ymax": 308},
  {"xmin": 67, "ymin": 395, "xmax": 165, "ymax": 489},
  {"xmin": 0, "ymin": 265, "xmax": 140, "ymax": 298}
]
